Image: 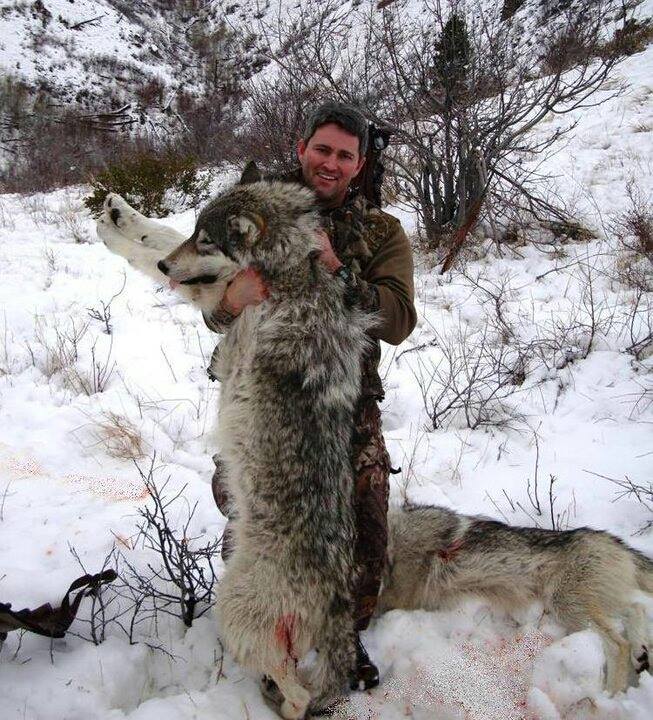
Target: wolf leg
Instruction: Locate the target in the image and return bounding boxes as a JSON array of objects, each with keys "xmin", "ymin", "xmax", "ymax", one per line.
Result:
[
  {"xmin": 554, "ymin": 597, "xmax": 631, "ymax": 694},
  {"xmin": 308, "ymin": 620, "xmax": 356, "ymax": 714},
  {"xmin": 97, "ymin": 193, "xmax": 186, "ymax": 283},
  {"xmin": 100, "ymin": 193, "xmax": 185, "ymax": 251},
  {"xmin": 266, "ymin": 663, "xmax": 311, "ymax": 720},
  {"xmin": 624, "ymin": 602, "xmax": 650, "ymax": 674},
  {"xmin": 590, "ymin": 610, "xmax": 631, "ymax": 694}
]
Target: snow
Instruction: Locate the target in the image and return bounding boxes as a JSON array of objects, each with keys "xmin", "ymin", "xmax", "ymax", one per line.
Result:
[{"xmin": 1, "ymin": 21, "xmax": 653, "ymax": 720}]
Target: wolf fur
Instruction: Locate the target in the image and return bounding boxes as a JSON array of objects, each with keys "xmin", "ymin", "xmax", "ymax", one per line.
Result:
[
  {"xmin": 98, "ymin": 193, "xmax": 652, "ymax": 705},
  {"xmin": 156, "ymin": 179, "xmax": 374, "ymax": 718},
  {"xmin": 383, "ymin": 505, "xmax": 652, "ymax": 694}
]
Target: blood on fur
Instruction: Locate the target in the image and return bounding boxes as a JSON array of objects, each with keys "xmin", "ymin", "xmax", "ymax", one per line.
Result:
[
  {"xmin": 275, "ymin": 614, "xmax": 298, "ymax": 661},
  {"xmin": 438, "ymin": 538, "xmax": 464, "ymax": 563}
]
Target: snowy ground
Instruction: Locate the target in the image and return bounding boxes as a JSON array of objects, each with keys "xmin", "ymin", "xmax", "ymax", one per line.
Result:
[{"xmin": 1, "ymin": 42, "xmax": 653, "ymax": 720}]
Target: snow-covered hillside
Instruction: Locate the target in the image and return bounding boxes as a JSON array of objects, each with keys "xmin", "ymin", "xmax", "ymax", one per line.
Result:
[
  {"xmin": 1, "ymin": 10, "xmax": 653, "ymax": 720},
  {"xmin": 0, "ymin": 0, "xmax": 647, "ymax": 131},
  {"xmin": 0, "ymin": 0, "xmax": 272, "ymax": 102}
]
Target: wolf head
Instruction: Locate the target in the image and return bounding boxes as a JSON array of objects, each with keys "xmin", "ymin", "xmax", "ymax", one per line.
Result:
[{"xmin": 158, "ymin": 164, "xmax": 321, "ymax": 284}]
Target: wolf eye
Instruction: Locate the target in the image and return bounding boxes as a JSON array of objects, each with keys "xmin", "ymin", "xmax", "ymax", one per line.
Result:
[{"xmin": 196, "ymin": 229, "xmax": 213, "ymax": 247}]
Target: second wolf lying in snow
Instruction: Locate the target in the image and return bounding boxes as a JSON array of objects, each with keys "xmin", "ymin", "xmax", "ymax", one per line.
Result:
[{"xmin": 98, "ymin": 186, "xmax": 652, "ymax": 710}]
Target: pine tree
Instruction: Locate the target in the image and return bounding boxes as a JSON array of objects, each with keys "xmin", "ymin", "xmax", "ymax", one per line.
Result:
[{"xmin": 434, "ymin": 12, "xmax": 472, "ymax": 95}]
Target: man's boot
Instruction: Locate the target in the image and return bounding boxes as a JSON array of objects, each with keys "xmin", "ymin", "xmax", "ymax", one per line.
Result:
[{"xmin": 351, "ymin": 633, "xmax": 379, "ymax": 691}]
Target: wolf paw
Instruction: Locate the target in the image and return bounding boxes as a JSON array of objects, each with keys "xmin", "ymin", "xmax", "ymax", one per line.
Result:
[
  {"xmin": 633, "ymin": 645, "xmax": 649, "ymax": 674},
  {"xmin": 260, "ymin": 675, "xmax": 284, "ymax": 708},
  {"xmin": 102, "ymin": 194, "xmax": 151, "ymax": 243},
  {"xmin": 103, "ymin": 193, "xmax": 131, "ymax": 229}
]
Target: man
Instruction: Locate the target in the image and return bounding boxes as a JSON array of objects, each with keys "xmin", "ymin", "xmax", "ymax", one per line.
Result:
[{"xmin": 205, "ymin": 101, "xmax": 417, "ymax": 689}]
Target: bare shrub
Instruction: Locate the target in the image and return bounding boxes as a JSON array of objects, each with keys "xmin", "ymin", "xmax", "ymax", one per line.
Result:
[
  {"xmin": 411, "ymin": 321, "xmax": 524, "ymax": 431},
  {"xmin": 86, "ymin": 275, "xmax": 127, "ymax": 335},
  {"xmin": 464, "ymin": 259, "xmax": 616, "ymax": 376},
  {"xmin": 603, "ymin": 16, "xmax": 653, "ymax": 57},
  {"xmin": 0, "ymin": 199, "xmax": 16, "ymax": 230},
  {"xmin": 57, "ymin": 196, "xmax": 93, "ymax": 244},
  {"xmin": 19, "ymin": 194, "xmax": 57, "ymax": 227},
  {"xmin": 586, "ymin": 469, "xmax": 653, "ymax": 535},
  {"xmin": 234, "ymin": 75, "xmax": 323, "ymax": 175},
  {"xmin": 260, "ymin": 0, "xmax": 628, "ymax": 266},
  {"xmin": 117, "ymin": 459, "xmax": 221, "ymax": 629},
  {"xmin": 486, "ymin": 427, "xmax": 577, "ymax": 531},
  {"xmin": 614, "ymin": 181, "xmax": 653, "ymax": 261},
  {"xmin": 0, "ymin": 312, "xmax": 16, "ymax": 378},
  {"xmin": 29, "ymin": 317, "xmax": 116, "ymax": 395},
  {"xmin": 622, "ymin": 290, "xmax": 653, "ymax": 360},
  {"xmin": 611, "ymin": 182, "xmax": 653, "ymax": 357},
  {"xmin": 172, "ymin": 87, "xmax": 243, "ymax": 167},
  {"xmin": 65, "ymin": 459, "xmax": 222, "ymax": 646},
  {"xmin": 67, "ymin": 546, "xmax": 122, "ymax": 646}
]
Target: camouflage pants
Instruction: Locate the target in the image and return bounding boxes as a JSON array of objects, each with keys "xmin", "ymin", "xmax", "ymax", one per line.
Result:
[{"xmin": 211, "ymin": 397, "xmax": 390, "ymax": 632}]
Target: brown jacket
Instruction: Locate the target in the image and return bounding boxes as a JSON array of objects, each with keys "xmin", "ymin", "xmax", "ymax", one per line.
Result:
[{"xmin": 348, "ymin": 205, "xmax": 416, "ymax": 346}]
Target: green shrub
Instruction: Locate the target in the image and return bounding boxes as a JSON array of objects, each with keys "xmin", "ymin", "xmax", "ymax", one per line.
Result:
[{"xmin": 83, "ymin": 152, "xmax": 210, "ymax": 218}]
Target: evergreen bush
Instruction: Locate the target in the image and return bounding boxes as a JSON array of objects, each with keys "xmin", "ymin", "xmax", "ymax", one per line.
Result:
[{"xmin": 84, "ymin": 152, "xmax": 210, "ymax": 218}]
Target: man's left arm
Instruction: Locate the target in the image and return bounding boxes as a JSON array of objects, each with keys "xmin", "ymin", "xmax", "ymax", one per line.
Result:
[{"xmin": 356, "ymin": 218, "xmax": 417, "ymax": 346}]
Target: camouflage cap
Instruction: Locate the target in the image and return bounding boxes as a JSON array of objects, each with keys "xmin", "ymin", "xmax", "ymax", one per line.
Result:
[{"xmin": 303, "ymin": 101, "xmax": 369, "ymax": 156}]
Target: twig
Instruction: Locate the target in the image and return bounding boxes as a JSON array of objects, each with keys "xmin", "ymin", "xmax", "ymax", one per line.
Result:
[
  {"xmin": 0, "ymin": 480, "xmax": 13, "ymax": 521},
  {"xmin": 160, "ymin": 346, "xmax": 178, "ymax": 383},
  {"xmin": 70, "ymin": 14, "xmax": 105, "ymax": 30}
]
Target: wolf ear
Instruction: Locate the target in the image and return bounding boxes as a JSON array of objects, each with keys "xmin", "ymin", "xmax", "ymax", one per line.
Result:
[
  {"xmin": 227, "ymin": 213, "xmax": 263, "ymax": 244},
  {"xmin": 239, "ymin": 160, "xmax": 262, "ymax": 185}
]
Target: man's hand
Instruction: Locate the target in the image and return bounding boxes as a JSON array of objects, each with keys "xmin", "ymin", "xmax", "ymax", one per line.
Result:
[
  {"xmin": 316, "ymin": 229, "xmax": 343, "ymax": 273},
  {"xmin": 221, "ymin": 268, "xmax": 268, "ymax": 316}
]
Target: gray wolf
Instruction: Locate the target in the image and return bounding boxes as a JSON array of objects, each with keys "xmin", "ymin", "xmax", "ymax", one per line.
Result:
[
  {"xmin": 156, "ymin": 178, "xmax": 374, "ymax": 718},
  {"xmin": 97, "ymin": 197, "xmax": 651, "ymax": 704},
  {"xmin": 383, "ymin": 505, "xmax": 652, "ymax": 695}
]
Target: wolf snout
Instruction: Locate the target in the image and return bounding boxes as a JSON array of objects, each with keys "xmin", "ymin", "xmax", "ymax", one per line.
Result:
[{"xmin": 157, "ymin": 260, "xmax": 169, "ymax": 275}]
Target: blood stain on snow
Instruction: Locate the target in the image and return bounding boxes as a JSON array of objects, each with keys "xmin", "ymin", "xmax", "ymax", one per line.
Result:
[
  {"xmin": 340, "ymin": 629, "xmax": 552, "ymax": 720},
  {"xmin": 63, "ymin": 472, "xmax": 149, "ymax": 500}
]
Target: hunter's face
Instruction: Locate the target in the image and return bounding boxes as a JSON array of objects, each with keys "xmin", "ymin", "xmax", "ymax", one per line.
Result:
[{"xmin": 297, "ymin": 123, "xmax": 365, "ymax": 207}]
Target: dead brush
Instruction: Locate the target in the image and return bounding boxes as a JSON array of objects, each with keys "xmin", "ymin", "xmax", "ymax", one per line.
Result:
[
  {"xmin": 60, "ymin": 207, "xmax": 92, "ymax": 244},
  {"xmin": 28, "ymin": 316, "xmax": 116, "ymax": 395},
  {"xmin": 0, "ymin": 199, "xmax": 16, "ymax": 230},
  {"xmin": 83, "ymin": 410, "xmax": 147, "ymax": 461},
  {"xmin": 613, "ymin": 181, "xmax": 653, "ymax": 270}
]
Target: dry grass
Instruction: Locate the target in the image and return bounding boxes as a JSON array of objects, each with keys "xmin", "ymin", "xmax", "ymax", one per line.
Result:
[
  {"xmin": 57, "ymin": 196, "xmax": 92, "ymax": 244},
  {"xmin": 29, "ymin": 316, "xmax": 115, "ymax": 395},
  {"xmin": 86, "ymin": 410, "xmax": 147, "ymax": 460}
]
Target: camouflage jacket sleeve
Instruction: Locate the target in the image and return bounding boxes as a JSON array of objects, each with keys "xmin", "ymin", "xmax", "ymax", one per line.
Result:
[{"xmin": 359, "ymin": 211, "xmax": 417, "ymax": 346}]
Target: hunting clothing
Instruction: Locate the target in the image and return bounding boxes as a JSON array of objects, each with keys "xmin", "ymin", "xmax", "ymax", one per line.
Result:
[{"xmin": 205, "ymin": 170, "xmax": 416, "ymax": 631}]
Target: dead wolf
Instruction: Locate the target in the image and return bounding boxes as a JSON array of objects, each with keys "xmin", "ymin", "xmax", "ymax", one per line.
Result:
[
  {"xmin": 156, "ymin": 176, "xmax": 374, "ymax": 718},
  {"xmin": 97, "ymin": 191, "xmax": 652, "ymax": 708},
  {"xmin": 384, "ymin": 505, "xmax": 652, "ymax": 695}
]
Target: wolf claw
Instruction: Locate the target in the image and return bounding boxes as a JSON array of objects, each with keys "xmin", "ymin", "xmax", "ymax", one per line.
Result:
[{"xmin": 635, "ymin": 646, "xmax": 649, "ymax": 673}]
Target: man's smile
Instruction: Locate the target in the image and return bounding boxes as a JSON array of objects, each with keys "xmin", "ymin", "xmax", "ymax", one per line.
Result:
[{"xmin": 316, "ymin": 171, "xmax": 338, "ymax": 182}]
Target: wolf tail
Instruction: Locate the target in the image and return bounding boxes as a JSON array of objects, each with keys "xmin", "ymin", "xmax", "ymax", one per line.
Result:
[{"xmin": 634, "ymin": 549, "xmax": 653, "ymax": 594}]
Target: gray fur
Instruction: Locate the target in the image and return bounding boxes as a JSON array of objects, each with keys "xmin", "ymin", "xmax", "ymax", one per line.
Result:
[
  {"xmin": 158, "ymin": 179, "xmax": 375, "ymax": 718},
  {"xmin": 381, "ymin": 505, "xmax": 653, "ymax": 694}
]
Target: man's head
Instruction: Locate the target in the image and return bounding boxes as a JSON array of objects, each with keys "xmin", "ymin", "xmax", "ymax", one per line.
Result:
[{"xmin": 297, "ymin": 101, "xmax": 368, "ymax": 207}]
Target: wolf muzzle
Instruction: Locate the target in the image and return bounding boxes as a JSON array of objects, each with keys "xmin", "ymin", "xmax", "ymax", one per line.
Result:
[{"xmin": 157, "ymin": 259, "xmax": 219, "ymax": 285}]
